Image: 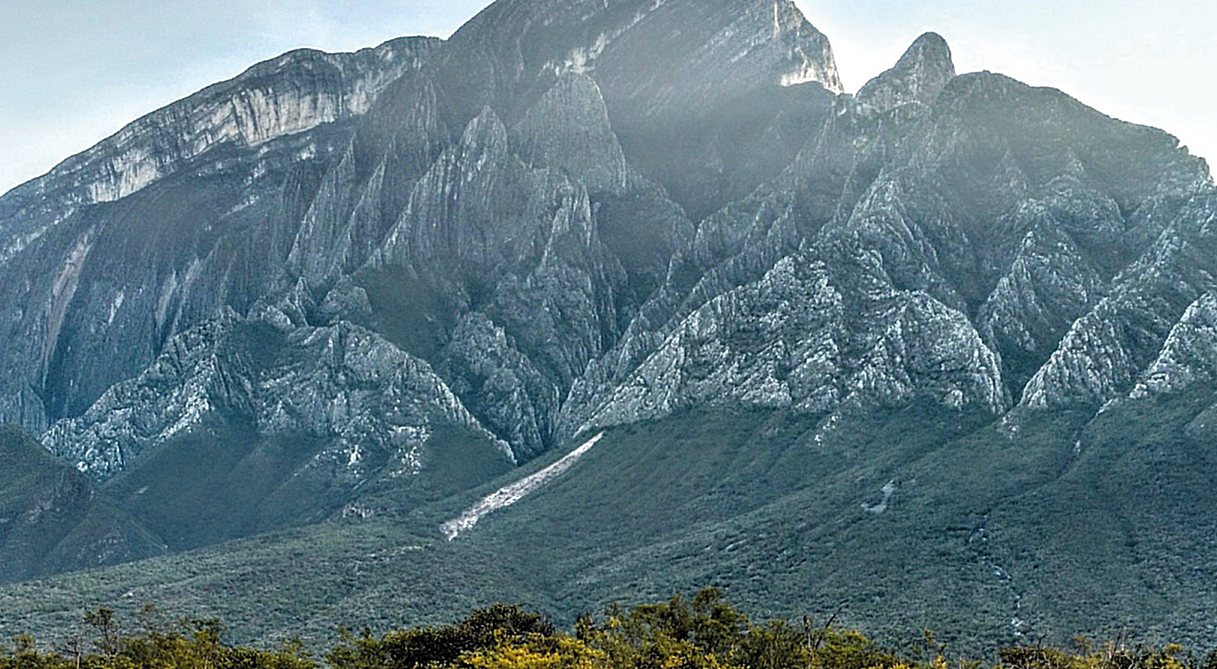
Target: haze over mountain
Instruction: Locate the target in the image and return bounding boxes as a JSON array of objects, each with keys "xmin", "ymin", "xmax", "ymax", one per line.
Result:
[
  {"xmin": 1, "ymin": 0, "xmax": 1216, "ymax": 653},
  {"xmin": 3, "ymin": 0, "xmax": 1213, "ymax": 197}
]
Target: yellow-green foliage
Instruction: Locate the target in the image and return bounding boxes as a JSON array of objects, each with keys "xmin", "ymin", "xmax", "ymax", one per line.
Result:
[
  {"xmin": 998, "ymin": 641, "xmax": 1194, "ymax": 669},
  {"xmin": 0, "ymin": 609, "xmax": 314, "ymax": 669},
  {"xmin": 5, "ymin": 593, "xmax": 1216, "ymax": 669},
  {"xmin": 462, "ymin": 636, "xmax": 606, "ymax": 669}
]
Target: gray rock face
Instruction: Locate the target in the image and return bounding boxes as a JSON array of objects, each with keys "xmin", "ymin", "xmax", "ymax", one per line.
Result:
[
  {"xmin": 0, "ymin": 37, "xmax": 440, "ymax": 263},
  {"xmin": 566, "ymin": 65, "xmax": 1211, "ymax": 434},
  {"xmin": 423, "ymin": 0, "xmax": 840, "ymax": 220},
  {"xmin": 0, "ymin": 128, "xmax": 335, "ymax": 432},
  {"xmin": 366, "ymin": 105, "xmax": 625, "ymax": 460},
  {"xmin": 42, "ymin": 309, "xmax": 510, "ymax": 485},
  {"xmin": 374, "ymin": 107, "xmax": 566, "ymax": 280},
  {"xmin": 428, "ymin": 0, "xmax": 841, "ymax": 129},
  {"xmin": 437, "ymin": 314, "xmax": 559, "ymax": 463},
  {"xmin": 513, "ymin": 73, "xmax": 631, "ymax": 195},
  {"xmin": 1022, "ymin": 192, "xmax": 1217, "ymax": 408},
  {"xmin": 978, "ymin": 220, "xmax": 1106, "ymax": 394},
  {"xmin": 1134, "ymin": 292, "xmax": 1217, "ymax": 397},
  {"xmin": 857, "ymin": 33, "xmax": 956, "ymax": 112},
  {"xmin": 585, "ymin": 251, "xmax": 1006, "ymax": 431}
]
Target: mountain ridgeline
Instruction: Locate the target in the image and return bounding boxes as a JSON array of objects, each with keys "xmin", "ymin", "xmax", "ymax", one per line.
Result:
[{"xmin": 1, "ymin": 0, "xmax": 1216, "ymax": 652}]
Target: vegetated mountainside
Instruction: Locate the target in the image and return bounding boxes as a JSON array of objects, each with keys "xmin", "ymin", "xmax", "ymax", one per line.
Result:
[
  {"xmin": 5, "ymin": 395, "xmax": 1217, "ymax": 654},
  {"xmin": 1, "ymin": 0, "xmax": 1216, "ymax": 652},
  {"xmin": 0, "ymin": 426, "xmax": 166, "ymax": 583}
]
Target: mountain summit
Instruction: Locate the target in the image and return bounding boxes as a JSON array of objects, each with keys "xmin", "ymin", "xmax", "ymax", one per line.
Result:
[
  {"xmin": 430, "ymin": 0, "xmax": 843, "ymax": 126},
  {"xmin": 2, "ymin": 0, "xmax": 1217, "ymax": 652},
  {"xmin": 857, "ymin": 32, "xmax": 956, "ymax": 111}
]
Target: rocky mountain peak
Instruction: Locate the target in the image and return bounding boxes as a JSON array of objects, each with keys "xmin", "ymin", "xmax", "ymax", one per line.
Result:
[
  {"xmin": 857, "ymin": 32, "xmax": 956, "ymax": 112},
  {"xmin": 428, "ymin": 0, "xmax": 842, "ymax": 132},
  {"xmin": 897, "ymin": 32, "xmax": 953, "ymax": 69}
]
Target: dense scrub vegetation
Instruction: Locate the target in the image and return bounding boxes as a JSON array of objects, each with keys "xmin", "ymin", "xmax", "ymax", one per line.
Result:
[{"xmin": 4, "ymin": 591, "xmax": 1215, "ymax": 669}]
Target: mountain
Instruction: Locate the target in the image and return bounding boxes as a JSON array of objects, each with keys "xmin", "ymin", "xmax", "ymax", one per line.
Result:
[
  {"xmin": 0, "ymin": 36, "xmax": 441, "ymax": 434},
  {"xmin": 2, "ymin": 0, "xmax": 1216, "ymax": 653}
]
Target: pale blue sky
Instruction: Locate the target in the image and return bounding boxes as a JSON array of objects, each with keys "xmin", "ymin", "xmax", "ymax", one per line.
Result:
[{"xmin": 1, "ymin": 0, "xmax": 1213, "ymax": 196}]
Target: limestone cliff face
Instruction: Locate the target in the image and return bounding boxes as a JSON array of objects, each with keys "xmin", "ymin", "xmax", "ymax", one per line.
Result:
[
  {"xmin": 513, "ymin": 73, "xmax": 632, "ymax": 196},
  {"xmin": 0, "ymin": 38, "xmax": 438, "ymax": 242},
  {"xmin": 365, "ymin": 105, "xmax": 626, "ymax": 461},
  {"xmin": 426, "ymin": 0, "xmax": 841, "ymax": 128},
  {"xmin": 423, "ymin": 0, "xmax": 841, "ymax": 220}
]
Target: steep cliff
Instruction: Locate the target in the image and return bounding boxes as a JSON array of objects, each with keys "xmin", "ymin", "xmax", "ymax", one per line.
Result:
[
  {"xmin": 0, "ymin": 37, "xmax": 439, "ymax": 240},
  {"xmin": 0, "ymin": 39, "xmax": 441, "ymax": 433}
]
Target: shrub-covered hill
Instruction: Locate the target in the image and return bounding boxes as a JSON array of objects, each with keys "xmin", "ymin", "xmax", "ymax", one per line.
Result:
[{"xmin": 0, "ymin": 426, "xmax": 165, "ymax": 582}]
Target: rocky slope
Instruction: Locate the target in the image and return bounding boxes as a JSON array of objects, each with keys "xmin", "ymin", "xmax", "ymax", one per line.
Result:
[
  {"xmin": 42, "ymin": 307, "xmax": 510, "ymax": 484},
  {"xmin": 582, "ymin": 251, "xmax": 1008, "ymax": 432},
  {"xmin": 1134, "ymin": 292, "xmax": 1217, "ymax": 398}
]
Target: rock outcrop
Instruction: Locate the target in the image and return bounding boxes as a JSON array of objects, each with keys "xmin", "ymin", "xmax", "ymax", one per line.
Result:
[
  {"xmin": 1022, "ymin": 192, "xmax": 1217, "ymax": 408},
  {"xmin": 1134, "ymin": 292, "xmax": 1217, "ymax": 397},
  {"xmin": 857, "ymin": 33, "xmax": 956, "ymax": 112},
  {"xmin": 585, "ymin": 251, "xmax": 1007, "ymax": 432},
  {"xmin": 42, "ymin": 309, "xmax": 510, "ymax": 484}
]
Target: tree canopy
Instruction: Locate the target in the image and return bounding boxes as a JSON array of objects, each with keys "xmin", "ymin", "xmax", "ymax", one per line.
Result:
[{"xmin": 4, "ymin": 591, "xmax": 1214, "ymax": 669}]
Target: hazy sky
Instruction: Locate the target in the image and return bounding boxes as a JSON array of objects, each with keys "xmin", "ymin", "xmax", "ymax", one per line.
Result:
[{"xmin": 1, "ymin": 0, "xmax": 1213, "ymax": 196}]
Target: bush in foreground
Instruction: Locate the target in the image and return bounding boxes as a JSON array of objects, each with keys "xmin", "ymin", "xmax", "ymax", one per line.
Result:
[{"xmin": 4, "ymin": 590, "xmax": 1215, "ymax": 669}]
